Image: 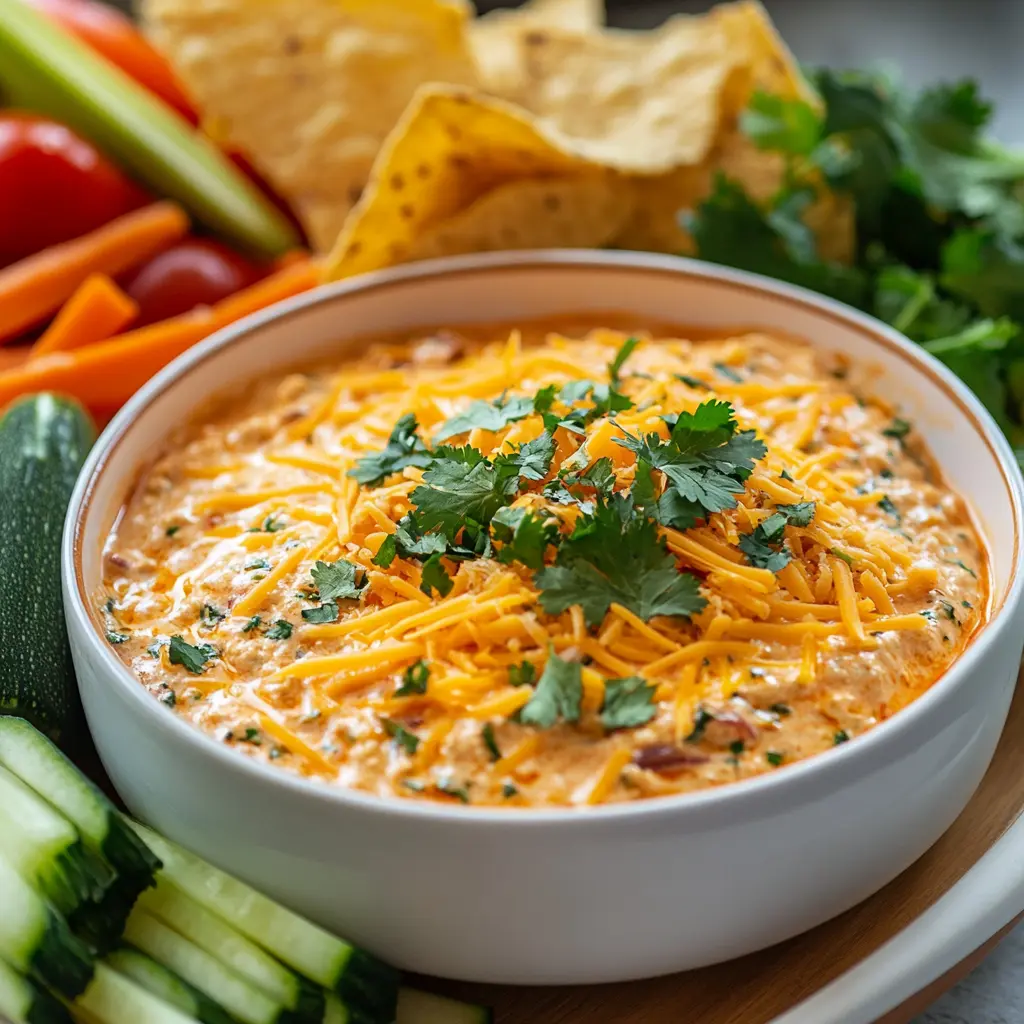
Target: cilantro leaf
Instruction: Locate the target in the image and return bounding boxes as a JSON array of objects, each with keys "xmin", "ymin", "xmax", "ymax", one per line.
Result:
[
  {"xmin": 382, "ymin": 719, "xmax": 419, "ymax": 755},
  {"xmin": 495, "ymin": 431, "xmax": 556, "ymax": 482},
  {"xmin": 775, "ymin": 502, "xmax": 816, "ymax": 527},
  {"xmin": 737, "ymin": 506, "xmax": 810, "ymax": 573},
  {"xmin": 301, "ymin": 602, "xmax": 339, "ymax": 624},
  {"xmin": 349, "ymin": 413, "xmax": 432, "ymax": 487},
  {"xmin": 388, "ymin": 513, "xmax": 448, "ymax": 562},
  {"xmin": 562, "ymin": 456, "xmax": 616, "ymax": 496},
  {"xmin": 266, "ymin": 620, "xmax": 293, "ymax": 640},
  {"xmin": 481, "ymin": 723, "xmax": 501, "ymax": 761},
  {"xmin": 420, "ymin": 553, "xmax": 453, "ymax": 597},
  {"xmin": 532, "ymin": 384, "xmax": 558, "ymax": 415},
  {"xmin": 199, "ymin": 603, "xmax": 225, "ymax": 627},
  {"xmin": 509, "ymin": 661, "xmax": 536, "ymax": 687},
  {"xmin": 535, "ymin": 498, "xmax": 707, "ymax": 627},
  {"xmin": 311, "ymin": 559, "xmax": 368, "ymax": 601},
  {"xmin": 941, "ymin": 229, "xmax": 1024, "ymax": 320},
  {"xmin": 741, "ymin": 90, "xmax": 822, "ymax": 156},
  {"xmin": 600, "ymin": 676, "xmax": 658, "ymax": 731},
  {"xmin": 608, "ymin": 336, "xmax": 640, "ymax": 385},
  {"xmin": 411, "ymin": 452, "xmax": 518, "ymax": 539},
  {"xmin": 519, "ymin": 649, "xmax": 582, "ymax": 729},
  {"xmin": 372, "ymin": 534, "xmax": 397, "ymax": 569},
  {"xmin": 492, "ymin": 506, "xmax": 560, "ymax": 570},
  {"xmin": 168, "ymin": 636, "xmax": 216, "ymax": 674},
  {"xmin": 396, "ymin": 660, "xmax": 429, "ymax": 696},
  {"xmin": 434, "ymin": 394, "xmax": 535, "ymax": 442}
]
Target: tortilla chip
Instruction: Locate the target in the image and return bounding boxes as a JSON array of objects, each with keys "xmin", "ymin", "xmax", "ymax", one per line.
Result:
[
  {"xmin": 324, "ymin": 87, "xmax": 623, "ymax": 280},
  {"xmin": 142, "ymin": 0, "xmax": 478, "ymax": 252},
  {"xmin": 498, "ymin": 10, "xmax": 746, "ymax": 173},
  {"xmin": 470, "ymin": 0, "xmax": 604, "ymax": 94}
]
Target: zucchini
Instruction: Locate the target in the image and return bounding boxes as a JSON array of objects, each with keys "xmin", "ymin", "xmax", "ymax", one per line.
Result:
[
  {"xmin": 0, "ymin": 718, "xmax": 160, "ymax": 882},
  {"xmin": 0, "ymin": 396, "xmax": 94, "ymax": 741},
  {"xmin": 123, "ymin": 908, "xmax": 301, "ymax": 1024},
  {"xmin": 0, "ymin": 763, "xmax": 114, "ymax": 916},
  {"xmin": 106, "ymin": 947, "xmax": 235, "ymax": 1024},
  {"xmin": 75, "ymin": 962, "xmax": 199, "ymax": 1024},
  {"xmin": 0, "ymin": 955, "xmax": 73, "ymax": 1024},
  {"xmin": 131, "ymin": 824, "xmax": 399, "ymax": 1023},
  {"xmin": 396, "ymin": 989, "xmax": 493, "ymax": 1024},
  {"xmin": 137, "ymin": 880, "xmax": 323, "ymax": 1021},
  {"xmin": 0, "ymin": 853, "xmax": 94, "ymax": 999}
]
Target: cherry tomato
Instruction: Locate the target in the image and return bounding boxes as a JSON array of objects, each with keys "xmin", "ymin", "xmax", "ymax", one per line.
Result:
[
  {"xmin": 0, "ymin": 113, "xmax": 150, "ymax": 265},
  {"xmin": 24, "ymin": 0, "xmax": 199, "ymax": 124},
  {"xmin": 121, "ymin": 239, "xmax": 266, "ymax": 326}
]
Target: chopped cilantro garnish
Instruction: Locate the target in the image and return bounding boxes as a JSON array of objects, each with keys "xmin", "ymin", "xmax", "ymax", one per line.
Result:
[
  {"xmin": 311, "ymin": 558, "xmax": 367, "ymax": 601},
  {"xmin": 508, "ymin": 661, "xmax": 536, "ymax": 687},
  {"xmin": 834, "ymin": 730, "xmax": 850, "ymax": 745},
  {"xmin": 496, "ymin": 431, "xmax": 556, "ymax": 482},
  {"xmin": 199, "ymin": 603, "xmax": 225, "ymax": 627},
  {"xmin": 600, "ymin": 676, "xmax": 658, "ymax": 731},
  {"xmin": 608, "ymin": 336, "xmax": 640, "ymax": 385},
  {"xmin": 242, "ymin": 727, "xmax": 262, "ymax": 745},
  {"xmin": 939, "ymin": 599, "xmax": 958, "ymax": 622},
  {"xmin": 147, "ymin": 638, "xmax": 168, "ymax": 658},
  {"xmin": 492, "ymin": 507, "xmax": 560, "ymax": 570},
  {"xmin": 883, "ymin": 417, "xmax": 912, "ymax": 441},
  {"xmin": 434, "ymin": 394, "xmax": 534, "ymax": 442},
  {"xmin": 266, "ymin": 620, "xmax": 293, "ymax": 640},
  {"xmin": 729, "ymin": 739, "xmax": 745, "ymax": 755},
  {"xmin": 244, "ymin": 557, "xmax": 270, "ymax": 572},
  {"xmin": 502, "ymin": 782, "xmax": 519, "ymax": 799},
  {"xmin": 766, "ymin": 750, "xmax": 785, "ymax": 766},
  {"xmin": 437, "ymin": 779, "xmax": 470, "ymax": 803},
  {"xmin": 301, "ymin": 602, "xmax": 339, "ymax": 624},
  {"xmin": 158, "ymin": 689, "xmax": 176, "ymax": 707},
  {"xmin": 739, "ymin": 514, "xmax": 792, "ymax": 572},
  {"xmin": 714, "ymin": 361, "xmax": 744, "ymax": 383},
  {"xmin": 396, "ymin": 660, "xmax": 429, "ymax": 697},
  {"xmin": 519, "ymin": 649, "xmax": 583, "ymax": 729},
  {"xmin": 532, "ymin": 384, "xmax": 558, "ymax": 415},
  {"xmin": 675, "ymin": 373, "xmax": 710, "ymax": 390},
  {"xmin": 165, "ymin": 524, "xmax": 180, "ymax": 537},
  {"xmin": 947, "ymin": 558, "xmax": 977, "ymax": 577},
  {"xmin": 775, "ymin": 501, "xmax": 816, "ymax": 527},
  {"xmin": 780, "ymin": 469, "xmax": 794, "ymax": 481},
  {"xmin": 685, "ymin": 708, "xmax": 714, "ymax": 744},
  {"xmin": 877, "ymin": 495, "xmax": 902, "ymax": 523},
  {"xmin": 420, "ymin": 553, "xmax": 453, "ymax": 597},
  {"xmin": 168, "ymin": 636, "xmax": 216, "ymax": 674},
  {"xmin": 241, "ymin": 616, "xmax": 262, "ymax": 634},
  {"xmin": 382, "ymin": 719, "xmax": 419, "ymax": 755},
  {"xmin": 105, "ymin": 631, "xmax": 129, "ymax": 645},
  {"xmin": 830, "ymin": 547, "xmax": 855, "ymax": 566},
  {"xmin": 372, "ymin": 535, "xmax": 397, "ymax": 568},
  {"xmin": 349, "ymin": 413, "xmax": 433, "ymax": 487},
  {"xmin": 387, "ymin": 513, "xmax": 448, "ymax": 562},
  {"xmin": 770, "ymin": 702, "xmax": 792, "ymax": 716},
  {"xmin": 481, "ymin": 723, "xmax": 501, "ymax": 761},
  {"xmin": 259, "ymin": 515, "xmax": 287, "ymax": 533}
]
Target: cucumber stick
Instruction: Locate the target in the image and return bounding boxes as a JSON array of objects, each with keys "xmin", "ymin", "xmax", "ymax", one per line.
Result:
[
  {"xmin": 0, "ymin": 396, "xmax": 94, "ymax": 741},
  {"xmin": 0, "ymin": 0, "xmax": 298, "ymax": 259},
  {"xmin": 130, "ymin": 824, "xmax": 399, "ymax": 1022},
  {"xmin": 0, "ymin": 854, "xmax": 93, "ymax": 998},
  {"xmin": 75, "ymin": 963, "xmax": 199, "ymax": 1024},
  {"xmin": 0, "ymin": 718, "xmax": 160, "ymax": 883},
  {"xmin": 0, "ymin": 764, "xmax": 114, "ymax": 916},
  {"xmin": 0, "ymin": 956, "xmax": 73, "ymax": 1024},
  {"xmin": 136, "ymin": 880, "xmax": 322, "ymax": 1020},
  {"xmin": 106, "ymin": 947, "xmax": 235, "ymax": 1024},
  {"xmin": 123, "ymin": 909, "xmax": 298, "ymax": 1024}
]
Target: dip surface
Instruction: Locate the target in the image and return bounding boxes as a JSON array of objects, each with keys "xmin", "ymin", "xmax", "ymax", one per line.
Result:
[{"xmin": 102, "ymin": 323, "xmax": 987, "ymax": 807}]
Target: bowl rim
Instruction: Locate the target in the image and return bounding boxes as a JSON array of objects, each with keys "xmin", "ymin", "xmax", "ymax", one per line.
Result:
[{"xmin": 63, "ymin": 248, "xmax": 1024, "ymax": 829}]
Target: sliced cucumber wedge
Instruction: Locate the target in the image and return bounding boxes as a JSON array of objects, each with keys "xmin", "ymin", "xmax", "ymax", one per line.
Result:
[
  {"xmin": 75, "ymin": 962, "xmax": 199, "ymax": 1024},
  {"xmin": 107, "ymin": 946, "xmax": 235, "ymax": 1024},
  {"xmin": 0, "ymin": 764, "xmax": 114, "ymax": 917},
  {"xmin": 130, "ymin": 824, "xmax": 398, "ymax": 1022},
  {"xmin": 71, "ymin": 875, "xmax": 150, "ymax": 958},
  {"xmin": 124, "ymin": 908, "xmax": 299, "ymax": 1024},
  {"xmin": 0, "ymin": 853, "xmax": 93, "ymax": 999},
  {"xmin": 323, "ymin": 994, "xmax": 348, "ymax": 1024},
  {"xmin": 137, "ymin": 880, "xmax": 322, "ymax": 1021},
  {"xmin": 0, "ymin": 955, "xmax": 73, "ymax": 1024},
  {"xmin": 0, "ymin": 719, "xmax": 160, "ymax": 882},
  {"xmin": 397, "ymin": 989, "xmax": 494, "ymax": 1024}
]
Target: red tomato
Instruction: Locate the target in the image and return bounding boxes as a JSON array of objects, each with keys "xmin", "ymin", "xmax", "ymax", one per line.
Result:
[
  {"xmin": 23, "ymin": 0, "xmax": 199, "ymax": 124},
  {"xmin": 0, "ymin": 113, "xmax": 150, "ymax": 265},
  {"xmin": 122, "ymin": 239, "xmax": 266, "ymax": 326}
]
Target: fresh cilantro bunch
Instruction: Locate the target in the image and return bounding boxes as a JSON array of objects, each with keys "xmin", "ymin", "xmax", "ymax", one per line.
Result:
[{"xmin": 685, "ymin": 72, "xmax": 1024, "ymax": 456}]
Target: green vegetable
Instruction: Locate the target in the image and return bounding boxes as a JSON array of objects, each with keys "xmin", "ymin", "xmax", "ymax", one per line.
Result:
[
  {"xmin": 434, "ymin": 394, "xmax": 534, "ymax": 442},
  {"xmin": 0, "ymin": 394, "xmax": 94, "ymax": 740},
  {"xmin": 301, "ymin": 602, "xmax": 339, "ymax": 625},
  {"xmin": 349, "ymin": 414, "xmax": 432, "ymax": 487},
  {"xmin": 492, "ymin": 507, "xmax": 559, "ymax": 570},
  {"xmin": 508, "ymin": 662, "xmax": 536, "ymax": 688},
  {"xmin": 738, "ymin": 502, "xmax": 813, "ymax": 572},
  {"xmin": 497, "ymin": 431, "xmax": 556, "ymax": 481},
  {"xmin": 264, "ymin": 621, "xmax": 292, "ymax": 641},
  {"xmin": 0, "ymin": 956, "xmax": 71, "ymax": 1024},
  {"xmin": 0, "ymin": 0, "xmax": 297, "ymax": 258},
  {"xmin": 766, "ymin": 751, "xmax": 785, "ymax": 767},
  {"xmin": 481, "ymin": 723, "xmax": 501, "ymax": 761},
  {"xmin": 608, "ymin": 336, "xmax": 640, "ymax": 385},
  {"xmin": 419, "ymin": 554, "xmax": 453, "ymax": 597},
  {"xmin": 168, "ymin": 637, "xmax": 216, "ymax": 674},
  {"xmin": 600, "ymin": 676, "xmax": 658, "ymax": 731},
  {"xmin": 382, "ymin": 719, "xmax": 419, "ymax": 755},
  {"xmin": 311, "ymin": 559, "xmax": 367, "ymax": 602},
  {"xmin": 395, "ymin": 661, "xmax": 429, "ymax": 697},
  {"xmin": 519, "ymin": 649, "xmax": 582, "ymax": 729}
]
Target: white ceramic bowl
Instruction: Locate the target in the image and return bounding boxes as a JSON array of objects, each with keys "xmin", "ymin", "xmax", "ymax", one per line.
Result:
[{"xmin": 63, "ymin": 251, "xmax": 1024, "ymax": 985}]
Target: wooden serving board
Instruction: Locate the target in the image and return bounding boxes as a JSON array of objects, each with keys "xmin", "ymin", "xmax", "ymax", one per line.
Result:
[{"xmin": 414, "ymin": 670, "xmax": 1024, "ymax": 1023}]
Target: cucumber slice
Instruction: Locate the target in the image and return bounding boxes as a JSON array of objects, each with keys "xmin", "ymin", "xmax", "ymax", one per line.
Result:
[
  {"xmin": 130, "ymin": 824, "xmax": 398, "ymax": 1022},
  {"xmin": 75, "ymin": 962, "xmax": 199, "ymax": 1024},
  {"xmin": 124, "ymin": 908, "xmax": 299, "ymax": 1024},
  {"xmin": 0, "ymin": 854, "xmax": 93, "ymax": 999},
  {"xmin": 323, "ymin": 994, "xmax": 348, "ymax": 1024},
  {"xmin": 0, "ymin": 719, "xmax": 160, "ymax": 882},
  {"xmin": 0, "ymin": 956, "xmax": 73, "ymax": 1024},
  {"xmin": 0, "ymin": 0, "xmax": 299, "ymax": 258},
  {"xmin": 107, "ymin": 946, "xmax": 235, "ymax": 1024},
  {"xmin": 137, "ymin": 880, "xmax": 323, "ymax": 1021},
  {"xmin": 0, "ymin": 764, "xmax": 114, "ymax": 917},
  {"xmin": 397, "ymin": 989, "xmax": 494, "ymax": 1024},
  {"xmin": 71, "ymin": 875, "xmax": 148, "ymax": 958}
]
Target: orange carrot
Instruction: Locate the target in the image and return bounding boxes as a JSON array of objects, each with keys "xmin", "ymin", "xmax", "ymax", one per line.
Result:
[
  {"xmin": 0, "ymin": 257, "xmax": 319, "ymax": 411},
  {"xmin": 32, "ymin": 274, "xmax": 139, "ymax": 357},
  {"xmin": 0, "ymin": 202, "xmax": 188, "ymax": 343}
]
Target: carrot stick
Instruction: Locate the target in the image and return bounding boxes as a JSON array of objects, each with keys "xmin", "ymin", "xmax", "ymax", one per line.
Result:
[
  {"xmin": 0, "ymin": 202, "xmax": 188, "ymax": 343},
  {"xmin": 0, "ymin": 257, "xmax": 319, "ymax": 411},
  {"xmin": 32, "ymin": 274, "xmax": 139, "ymax": 357}
]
